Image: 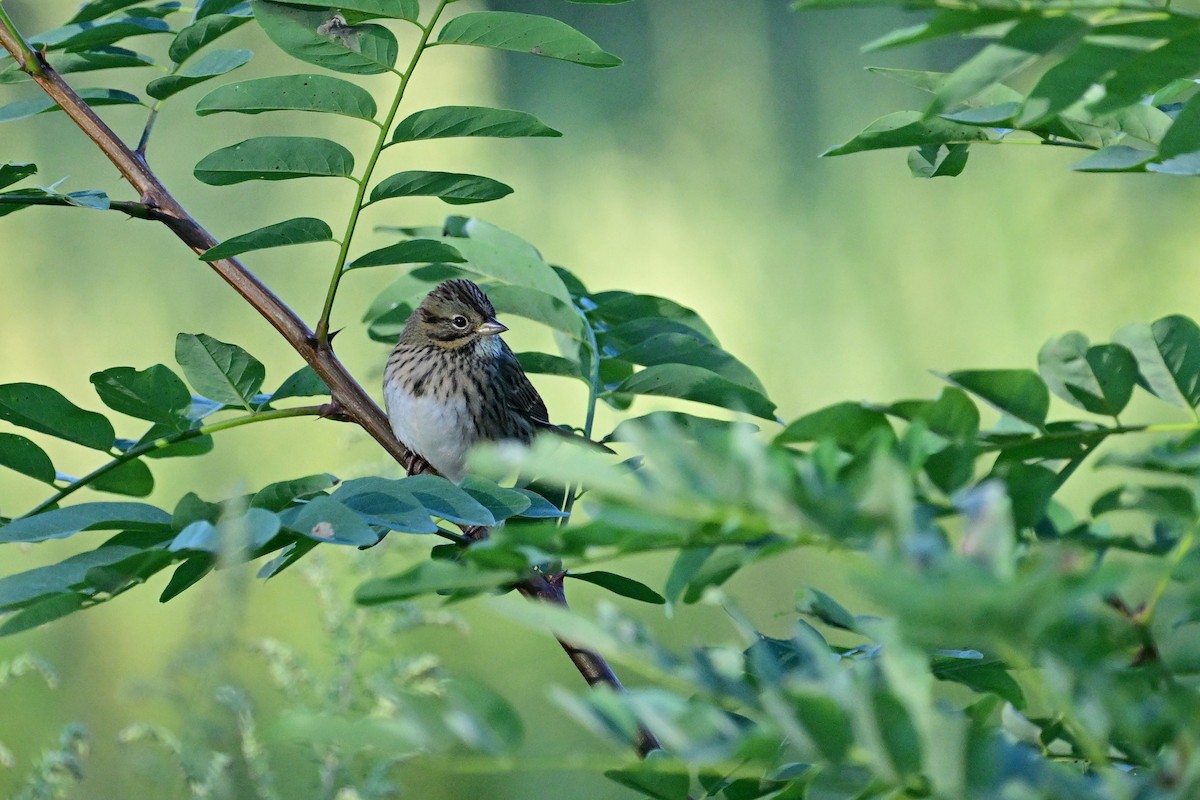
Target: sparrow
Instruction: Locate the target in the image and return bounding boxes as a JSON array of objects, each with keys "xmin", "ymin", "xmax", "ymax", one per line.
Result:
[{"xmin": 382, "ymin": 278, "xmax": 559, "ymax": 483}]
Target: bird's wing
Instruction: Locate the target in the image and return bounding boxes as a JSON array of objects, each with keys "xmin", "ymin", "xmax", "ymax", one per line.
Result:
[
  {"xmin": 498, "ymin": 340, "xmax": 551, "ymax": 425},
  {"xmin": 498, "ymin": 341, "xmax": 616, "ymax": 454}
]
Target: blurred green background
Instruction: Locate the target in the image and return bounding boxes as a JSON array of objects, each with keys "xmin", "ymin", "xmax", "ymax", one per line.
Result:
[{"xmin": 2, "ymin": 0, "xmax": 1199, "ymax": 796}]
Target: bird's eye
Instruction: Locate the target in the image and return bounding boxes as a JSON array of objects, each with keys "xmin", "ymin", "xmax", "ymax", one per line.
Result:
[{"xmin": 451, "ymin": 315, "xmax": 469, "ymax": 329}]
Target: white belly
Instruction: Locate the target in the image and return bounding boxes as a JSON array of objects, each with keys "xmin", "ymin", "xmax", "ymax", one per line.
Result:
[{"xmin": 384, "ymin": 382, "xmax": 471, "ymax": 482}]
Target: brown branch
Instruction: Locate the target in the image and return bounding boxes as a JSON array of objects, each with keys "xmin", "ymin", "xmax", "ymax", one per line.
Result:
[
  {"xmin": 518, "ymin": 572, "xmax": 663, "ymax": 758},
  {"xmin": 0, "ymin": 15, "xmax": 663, "ymax": 760},
  {"xmin": 0, "ymin": 23, "xmax": 412, "ymax": 468}
]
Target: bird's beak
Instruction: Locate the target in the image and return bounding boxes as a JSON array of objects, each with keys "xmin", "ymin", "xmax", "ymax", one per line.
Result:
[{"xmin": 477, "ymin": 318, "xmax": 508, "ymax": 337}]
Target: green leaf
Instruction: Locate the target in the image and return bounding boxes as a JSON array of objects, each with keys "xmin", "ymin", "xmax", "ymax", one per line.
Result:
[
  {"xmin": 258, "ymin": 0, "xmax": 418, "ymax": 20},
  {"xmin": 484, "ymin": 284, "xmax": 588, "ymax": 342},
  {"xmin": 458, "ymin": 477, "xmax": 533, "ymax": 522},
  {"xmin": 0, "ymin": 433, "xmax": 56, "ymax": 484},
  {"xmin": 0, "ymin": 162, "xmax": 35, "ymax": 190},
  {"xmin": 1092, "ymin": 484, "xmax": 1197, "ymax": 522},
  {"xmin": 926, "ymin": 16, "xmax": 1089, "ymax": 118},
  {"xmin": 1091, "ymin": 31, "xmax": 1200, "ymax": 115},
  {"xmin": 591, "ymin": 291, "xmax": 718, "ymax": 343},
  {"xmin": 435, "ymin": 12, "xmax": 621, "ymax": 68},
  {"xmin": 160, "ymin": 556, "xmax": 213, "ymax": 601},
  {"xmin": 199, "ymin": 217, "xmax": 333, "ymax": 260},
  {"xmin": 194, "ymin": 136, "xmax": 355, "ymax": 185},
  {"xmin": 610, "ymin": 365, "xmax": 777, "ymax": 420},
  {"xmin": 0, "ymin": 383, "xmax": 114, "ymax": 450},
  {"xmin": 251, "ymin": 1, "xmax": 399, "ymax": 75},
  {"xmin": 355, "ymin": 561, "xmax": 516, "ymax": 604},
  {"xmin": 0, "ymin": 502, "xmax": 171, "ymax": 543},
  {"xmin": 197, "ymin": 0, "xmax": 253, "ymax": 19},
  {"xmin": 1114, "ymin": 316, "xmax": 1200, "ymax": 409},
  {"xmin": 251, "ymin": 473, "xmax": 338, "ymax": 511},
  {"xmin": 169, "ymin": 13, "xmax": 251, "ymax": 64},
  {"xmin": 600, "ymin": 320, "xmax": 765, "ymax": 393},
  {"xmin": 1071, "ymin": 145, "xmax": 1154, "ymax": 173},
  {"xmin": 605, "ymin": 758, "xmax": 690, "ymax": 800},
  {"xmin": 0, "ymin": 88, "xmax": 142, "ymax": 123},
  {"xmin": 1155, "ymin": 92, "xmax": 1200, "ymax": 168},
  {"xmin": 70, "ymin": 0, "xmax": 148, "ymax": 23},
  {"xmin": 89, "ymin": 364, "xmax": 191, "ymax": 423},
  {"xmin": 802, "ymin": 587, "xmax": 860, "ymax": 631},
  {"xmin": 146, "ymin": 48, "xmax": 252, "ymax": 100},
  {"xmin": 515, "ymin": 352, "xmax": 583, "ymax": 381},
  {"xmin": 91, "ymin": 458, "xmax": 154, "ymax": 497},
  {"xmin": 346, "ymin": 239, "xmax": 466, "ymax": 271},
  {"xmin": 174, "ymin": 333, "xmax": 266, "ymax": 407},
  {"xmin": 367, "ymin": 171, "xmax": 513, "ymax": 206},
  {"xmin": 1019, "ymin": 42, "xmax": 1143, "ymax": 127},
  {"xmin": 931, "ymin": 655, "xmax": 1026, "ymax": 709},
  {"xmin": 571, "ymin": 571, "xmax": 665, "ymax": 604},
  {"xmin": 196, "ymin": 73, "xmax": 377, "ymax": 120},
  {"xmin": 271, "ymin": 366, "xmax": 329, "ymax": 401},
  {"xmin": 861, "ymin": 9, "xmax": 1024, "ymax": 52},
  {"xmin": 823, "ymin": 111, "xmax": 992, "ymax": 156},
  {"xmin": 939, "ymin": 370, "xmax": 1050, "ymax": 428},
  {"xmin": 0, "ymin": 545, "xmax": 143, "ymax": 610},
  {"xmin": 289, "ymin": 495, "xmax": 379, "ymax": 546},
  {"xmin": 776, "ymin": 402, "xmax": 893, "ymax": 448},
  {"xmin": 1037, "ymin": 333, "xmax": 1137, "ymax": 417},
  {"xmin": 390, "ymin": 105, "xmax": 561, "ymax": 144},
  {"xmin": 400, "ymin": 474, "xmax": 497, "ymax": 527},
  {"xmin": 333, "ymin": 477, "xmax": 439, "ymax": 534},
  {"xmin": 0, "ymin": 593, "xmax": 87, "ymax": 637},
  {"xmin": 31, "ymin": 17, "xmax": 171, "ymax": 52},
  {"xmin": 908, "ymin": 143, "xmax": 969, "ymax": 178}
]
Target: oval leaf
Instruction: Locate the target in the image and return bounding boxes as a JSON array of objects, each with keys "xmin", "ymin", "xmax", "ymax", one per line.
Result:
[
  {"xmin": 252, "ymin": 0, "xmax": 399, "ymax": 75},
  {"xmin": 390, "ymin": 105, "xmax": 561, "ymax": 144},
  {"xmin": 776, "ymin": 402, "xmax": 893, "ymax": 448},
  {"xmin": 571, "ymin": 570, "xmax": 665, "ymax": 604},
  {"xmin": 195, "ymin": 136, "xmax": 355, "ymax": 185},
  {"xmin": 0, "ymin": 433, "xmax": 56, "ymax": 484},
  {"xmin": 0, "ymin": 383, "xmax": 114, "ymax": 450},
  {"xmin": 346, "ymin": 239, "xmax": 466, "ymax": 271},
  {"xmin": 89, "ymin": 364, "xmax": 191, "ymax": 423},
  {"xmin": 169, "ymin": 13, "xmax": 251, "ymax": 64},
  {"xmin": 147, "ymin": 48, "xmax": 252, "ymax": 100},
  {"xmin": 939, "ymin": 369, "xmax": 1049, "ymax": 428},
  {"xmin": 90, "ymin": 457, "xmax": 154, "ymax": 497},
  {"xmin": 261, "ymin": 0, "xmax": 418, "ymax": 20},
  {"xmin": 200, "ymin": 217, "xmax": 334, "ymax": 261},
  {"xmin": 367, "ymin": 171, "xmax": 512, "ymax": 206},
  {"xmin": 609, "ymin": 364, "xmax": 777, "ymax": 420},
  {"xmin": 435, "ymin": 12, "xmax": 621, "ymax": 68},
  {"xmin": 1114, "ymin": 316, "xmax": 1200, "ymax": 409},
  {"xmin": 1037, "ymin": 333, "xmax": 1137, "ymax": 417},
  {"xmin": 0, "ymin": 88, "xmax": 142, "ymax": 123},
  {"xmin": 0, "ymin": 502, "xmax": 171, "ymax": 543},
  {"xmin": 174, "ymin": 333, "xmax": 266, "ymax": 407},
  {"xmin": 196, "ymin": 73, "xmax": 377, "ymax": 119}
]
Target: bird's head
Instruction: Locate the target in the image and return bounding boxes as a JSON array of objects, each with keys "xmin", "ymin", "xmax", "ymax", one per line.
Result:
[{"xmin": 406, "ymin": 278, "xmax": 508, "ymax": 350}]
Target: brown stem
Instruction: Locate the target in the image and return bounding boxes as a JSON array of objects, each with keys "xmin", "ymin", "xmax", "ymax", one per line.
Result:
[
  {"xmin": 517, "ymin": 572, "xmax": 663, "ymax": 758},
  {"xmin": 0, "ymin": 23, "xmax": 411, "ymax": 468},
  {"xmin": 0, "ymin": 15, "xmax": 662, "ymax": 760}
]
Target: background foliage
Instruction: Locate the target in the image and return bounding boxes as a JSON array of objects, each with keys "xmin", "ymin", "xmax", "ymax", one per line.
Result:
[{"xmin": 3, "ymin": 0, "xmax": 1200, "ymax": 798}]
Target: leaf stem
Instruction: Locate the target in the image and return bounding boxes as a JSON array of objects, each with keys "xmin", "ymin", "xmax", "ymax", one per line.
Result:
[
  {"xmin": 0, "ymin": 4, "xmax": 42, "ymax": 77},
  {"xmin": 561, "ymin": 318, "xmax": 603, "ymax": 520},
  {"xmin": 314, "ymin": 0, "xmax": 453, "ymax": 345},
  {"xmin": 25, "ymin": 405, "xmax": 327, "ymax": 517}
]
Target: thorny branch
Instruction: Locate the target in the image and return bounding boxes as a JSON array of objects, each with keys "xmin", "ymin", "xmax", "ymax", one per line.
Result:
[{"xmin": 0, "ymin": 11, "xmax": 662, "ymax": 760}]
